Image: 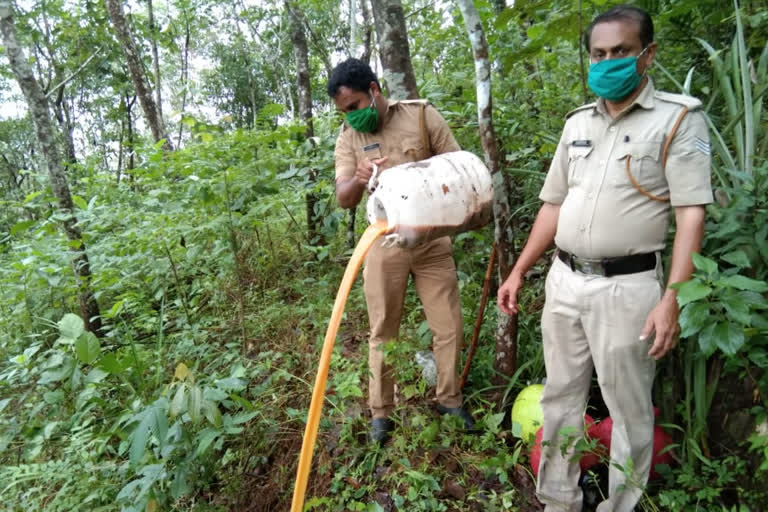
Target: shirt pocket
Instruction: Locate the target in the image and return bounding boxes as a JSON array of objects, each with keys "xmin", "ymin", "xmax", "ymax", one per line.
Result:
[
  {"xmin": 567, "ymin": 145, "xmax": 593, "ymax": 187},
  {"xmin": 402, "ymin": 136, "xmax": 428, "ymax": 162},
  {"xmin": 614, "ymin": 141, "xmax": 665, "ymax": 190}
]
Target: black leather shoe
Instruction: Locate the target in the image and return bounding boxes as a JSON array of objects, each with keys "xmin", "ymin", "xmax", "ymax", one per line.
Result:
[
  {"xmin": 370, "ymin": 418, "xmax": 395, "ymax": 445},
  {"xmin": 436, "ymin": 404, "xmax": 476, "ymax": 429}
]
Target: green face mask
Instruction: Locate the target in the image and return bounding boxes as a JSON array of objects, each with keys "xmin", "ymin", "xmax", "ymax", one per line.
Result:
[
  {"xmin": 345, "ymin": 92, "xmax": 379, "ymax": 133},
  {"xmin": 587, "ymin": 47, "xmax": 649, "ymax": 101}
]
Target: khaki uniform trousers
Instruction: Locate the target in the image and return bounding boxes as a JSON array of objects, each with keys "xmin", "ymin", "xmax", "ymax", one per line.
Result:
[
  {"xmin": 537, "ymin": 256, "xmax": 661, "ymax": 512},
  {"xmin": 363, "ymin": 236, "xmax": 463, "ymax": 419}
]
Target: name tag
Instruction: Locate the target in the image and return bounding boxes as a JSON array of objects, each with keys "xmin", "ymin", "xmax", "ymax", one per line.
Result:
[
  {"xmin": 362, "ymin": 142, "xmax": 382, "ymax": 160},
  {"xmin": 571, "ymin": 139, "xmax": 592, "ymax": 147}
]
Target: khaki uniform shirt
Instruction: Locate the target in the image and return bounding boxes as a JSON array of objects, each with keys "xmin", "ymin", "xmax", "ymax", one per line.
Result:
[
  {"xmin": 334, "ymin": 100, "xmax": 460, "ymax": 179},
  {"xmin": 539, "ymin": 80, "xmax": 714, "ymax": 258}
]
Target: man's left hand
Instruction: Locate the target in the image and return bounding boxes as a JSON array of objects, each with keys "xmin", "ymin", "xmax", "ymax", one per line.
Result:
[{"xmin": 641, "ymin": 293, "xmax": 680, "ymax": 360}]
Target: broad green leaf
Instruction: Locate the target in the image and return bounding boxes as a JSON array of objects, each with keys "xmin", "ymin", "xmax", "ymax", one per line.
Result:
[
  {"xmin": 170, "ymin": 384, "xmax": 187, "ymax": 418},
  {"xmin": 697, "ymin": 322, "xmax": 718, "ymax": 356},
  {"xmin": 714, "ymin": 322, "xmax": 746, "ymax": 356},
  {"xmin": 130, "ymin": 411, "xmax": 153, "ymax": 466},
  {"xmin": 214, "ymin": 377, "xmax": 246, "ymax": 391},
  {"xmin": 692, "ymin": 253, "xmax": 718, "ymax": 276},
  {"xmin": 10, "ymin": 220, "xmax": 35, "ymax": 236},
  {"xmin": 99, "ymin": 353, "xmax": 125, "ymax": 375},
  {"xmin": 150, "ymin": 404, "xmax": 169, "ymax": 449},
  {"xmin": 170, "ymin": 469, "xmax": 191, "ymax": 499},
  {"xmin": 679, "ymin": 302, "xmax": 711, "ymax": 338},
  {"xmin": 526, "ymin": 24, "xmax": 544, "ymax": 40},
  {"xmin": 203, "ymin": 399, "xmax": 222, "ymax": 428},
  {"xmin": 75, "ymin": 332, "xmax": 101, "ymax": 365},
  {"xmin": 675, "ymin": 280, "xmax": 713, "ymax": 307},
  {"xmin": 24, "ymin": 190, "xmax": 43, "ymax": 203},
  {"xmin": 58, "ymin": 313, "xmax": 85, "ymax": 340},
  {"xmin": 739, "ymin": 290, "xmax": 768, "ymax": 308},
  {"xmin": 721, "ymin": 292, "xmax": 753, "ymax": 325},
  {"xmin": 196, "ymin": 428, "xmax": 220, "ymax": 457},
  {"xmin": 722, "ymin": 250, "xmax": 751, "ymax": 268},
  {"xmin": 38, "ymin": 357, "xmax": 75, "ymax": 384},
  {"xmin": 72, "ymin": 195, "xmax": 88, "ymax": 210},
  {"xmin": 719, "ymin": 275, "xmax": 768, "ymax": 292},
  {"xmin": 174, "ymin": 362, "xmax": 190, "ymax": 381},
  {"xmin": 189, "ymin": 385, "xmax": 202, "ymax": 423}
]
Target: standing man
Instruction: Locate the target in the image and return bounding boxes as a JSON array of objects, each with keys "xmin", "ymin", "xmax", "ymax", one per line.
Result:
[
  {"xmin": 498, "ymin": 5, "xmax": 712, "ymax": 511},
  {"xmin": 328, "ymin": 58, "xmax": 474, "ymax": 444}
]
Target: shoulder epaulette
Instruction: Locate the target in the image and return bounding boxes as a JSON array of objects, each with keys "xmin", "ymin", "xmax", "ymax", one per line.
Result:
[
  {"xmin": 395, "ymin": 99, "xmax": 431, "ymax": 107},
  {"xmin": 654, "ymin": 91, "xmax": 703, "ymax": 110},
  {"xmin": 565, "ymin": 102, "xmax": 597, "ymax": 119}
]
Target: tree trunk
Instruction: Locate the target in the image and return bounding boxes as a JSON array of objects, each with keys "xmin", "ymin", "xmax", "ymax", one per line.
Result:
[
  {"xmin": 1, "ymin": 1, "xmax": 102, "ymax": 334},
  {"xmin": 53, "ymin": 83, "xmax": 77, "ymax": 165},
  {"xmin": 147, "ymin": 0, "xmax": 165, "ymax": 131},
  {"xmin": 455, "ymin": 0, "xmax": 517, "ymax": 383},
  {"xmin": 287, "ymin": 1, "xmax": 323, "ymax": 245},
  {"xmin": 177, "ymin": 8, "xmax": 190, "ymax": 148},
  {"xmin": 369, "ymin": 0, "xmax": 419, "ymax": 99},
  {"xmin": 360, "ymin": 0, "xmax": 373, "ymax": 64},
  {"xmin": 105, "ymin": 0, "xmax": 171, "ymax": 150}
]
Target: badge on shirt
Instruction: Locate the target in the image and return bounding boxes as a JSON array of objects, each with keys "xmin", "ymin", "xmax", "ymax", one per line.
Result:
[
  {"xmin": 695, "ymin": 136, "xmax": 711, "ymax": 155},
  {"xmin": 363, "ymin": 142, "xmax": 383, "ymax": 160}
]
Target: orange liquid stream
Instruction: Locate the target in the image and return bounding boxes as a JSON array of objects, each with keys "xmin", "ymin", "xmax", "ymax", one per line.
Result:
[{"xmin": 290, "ymin": 221, "xmax": 387, "ymax": 512}]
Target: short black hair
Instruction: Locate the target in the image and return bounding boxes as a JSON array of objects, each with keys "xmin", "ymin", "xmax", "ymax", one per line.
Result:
[
  {"xmin": 584, "ymin": 5, "xmax": 654, "ymax": 52},
  {"xmin": 327, "ymin": 58, "xmax": 380, "ymax": 98}
]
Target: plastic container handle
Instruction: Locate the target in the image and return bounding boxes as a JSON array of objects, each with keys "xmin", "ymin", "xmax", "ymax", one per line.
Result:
[{"xmin": 367, "ymin": 162, "xmax": 379, "ymax": 193}]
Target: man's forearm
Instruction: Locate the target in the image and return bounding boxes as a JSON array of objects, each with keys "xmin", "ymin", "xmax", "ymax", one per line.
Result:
[
  {"xmin": 663, "ymin": 205, "xmax": 706, "ymax": 301},
  {"xmin": 335, "ymin": 177, "xmax": 365, "ymax": 209},
  {"xmin": 510, "ymin": 202, "xmax": 560, "ymax": 277}
]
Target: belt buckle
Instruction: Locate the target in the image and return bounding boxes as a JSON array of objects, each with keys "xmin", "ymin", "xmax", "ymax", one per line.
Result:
[{"xmin": 577, "ymin": 259, "xmax": 605, "ymax": 276}]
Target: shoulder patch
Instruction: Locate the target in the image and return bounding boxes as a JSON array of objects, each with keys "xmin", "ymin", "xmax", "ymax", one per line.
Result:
[
  {"xmin": 565, "ymin": 102, "xmax": 597, "ymax": 120},
  {"xmin": 654, "ymin": 91, "xmax": 703, "ymax": 110}
]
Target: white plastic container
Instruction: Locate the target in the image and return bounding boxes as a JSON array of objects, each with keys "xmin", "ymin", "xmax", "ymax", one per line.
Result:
[{"xmin": 366, "ymin": 150, "xmax": 494, "ymax": 248}]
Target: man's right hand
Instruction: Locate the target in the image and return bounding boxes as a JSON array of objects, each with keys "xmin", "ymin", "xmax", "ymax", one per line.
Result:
[
  {"xmin": 355, "ymin": 157, "xmax": 388, "ymax": 188},
  {"xmin": 498, "ymin": 271, "xmax": 524, "ymax": 315}
]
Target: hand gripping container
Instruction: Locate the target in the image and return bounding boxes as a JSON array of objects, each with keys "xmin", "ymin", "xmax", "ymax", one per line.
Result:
[{"xmin": 366, "ymin": 150, "xmax": 494, "ymax": 248}]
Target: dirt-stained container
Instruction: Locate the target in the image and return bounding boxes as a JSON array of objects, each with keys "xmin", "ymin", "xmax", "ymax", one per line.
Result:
[{"xmin": 366, "ymin": 150, "xmax": 494, "ymax": 248}]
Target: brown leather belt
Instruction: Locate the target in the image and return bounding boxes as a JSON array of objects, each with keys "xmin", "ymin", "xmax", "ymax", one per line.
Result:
[{"xmin": 557, "ymin": 249, "xmax": 656, "ymax": 277}]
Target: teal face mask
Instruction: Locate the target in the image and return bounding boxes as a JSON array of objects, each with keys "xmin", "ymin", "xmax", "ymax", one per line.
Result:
[
  {"xmin": 345, "ymin": 92, "xmax": 379, "ymax": 133},
  {"xmin": 587, "ymin": 48, "xmax": 649, "ymax": 101}
]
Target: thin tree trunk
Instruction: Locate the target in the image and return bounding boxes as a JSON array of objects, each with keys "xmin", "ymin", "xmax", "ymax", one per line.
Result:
[
  {"xmin": 53, "ymin": 83, "xmax": 77, "ymax": 164},
  {"xmin": 105, "ymin": 0, "xmax": 171, "ymax": 150},
  {"xmin": 1, "ymin": 1, "xmax": 102, "ymax": 334},
  {"xmin": 177, "ymin": 8, "xmax": 190, "ymax": 148},
  {"xmin": 360, "ymin": 0, "xmax": 373, "ymax": 63},
  {"xmin": 455, "ymin": 0, "xmax": 517, "ymax": 383},
  {"xmin": 350, "ymin": 0, "xmax": 358, "ymax": 53},
  {"xmin": 117, "ymin": 96, "xmax": 125, "ymax": 183},
  {"xmin": 126, "ymin": 94, "xmax": 136, "ymax": 184},
  {"xmin": 287, "ymin": 1, "xmax": 323, "ymax": 245},
  {"xmin": 369, "ymin": 0, "xmax": 419, "ymax": 99},
  {"xmin": 147, "ymin": 0, "xmax": 165, "ymax": 130}
]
